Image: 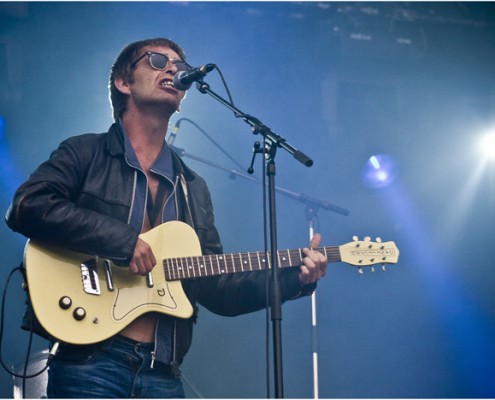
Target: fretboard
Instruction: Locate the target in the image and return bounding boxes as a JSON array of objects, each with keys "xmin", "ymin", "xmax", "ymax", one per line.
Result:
[{"xmin": 163, "ymin": 246, "xmax": 341, "ymax": 281}]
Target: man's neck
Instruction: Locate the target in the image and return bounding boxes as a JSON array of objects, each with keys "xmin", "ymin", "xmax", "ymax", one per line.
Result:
[{"xmin": 121, "ymin": 107, "xmax": 172, "ymax": 170}]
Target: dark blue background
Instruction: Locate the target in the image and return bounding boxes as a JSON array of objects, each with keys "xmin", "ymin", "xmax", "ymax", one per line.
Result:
[{"xmin": 1, "ymin": 2, "xmax": 494, "ymax": 398}]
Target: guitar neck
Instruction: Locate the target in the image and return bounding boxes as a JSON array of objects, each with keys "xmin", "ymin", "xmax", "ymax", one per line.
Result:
[{"xmin": 163, "ymin": 246, "xmax": 340, "ymax": 281}]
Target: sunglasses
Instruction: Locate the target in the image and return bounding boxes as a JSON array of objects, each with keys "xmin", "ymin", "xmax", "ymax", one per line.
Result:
[{"xmin": 130, "ymin": 51, "xmax": 190, "ymax": 72}]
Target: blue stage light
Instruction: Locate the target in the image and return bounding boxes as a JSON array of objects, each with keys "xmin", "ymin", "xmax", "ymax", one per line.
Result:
[{"xmin": 361, "ymin": 153, "xmax": 398, "ymax": 188}]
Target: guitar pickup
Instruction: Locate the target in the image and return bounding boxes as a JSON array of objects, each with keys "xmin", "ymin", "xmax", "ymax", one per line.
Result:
[
  {"xmin": 103, "ymin": 259, "xmax": 114, "ymax": 292},
  {"xmin": 81, "ymin": 259, "xmax": 101, "ymax": 295}
]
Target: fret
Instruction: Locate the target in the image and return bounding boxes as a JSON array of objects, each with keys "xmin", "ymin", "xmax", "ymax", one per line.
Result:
[
  {"xmin": 196, "ymin": 256, "xmax": 202, "ymax": 277},
  {"xmin": 248, "ymin": 252, "xmax": 253, "ymax": 271},
  {"xmin": 278, "ymin": 249, "xmax": 290, "ymax": 268},
  {"xmin": 256, "ymin": 252, "xmax": 262, "ymax": 270},
  {"xmin": 189, "ymin": 257, "xmax": 194, "ymax": 277},
  {"xmin": 218, "ymin": 255, "xmax": 226, "ymax": 274},
  {"xmin": 322, "ymin": 246, "xmax": 328, "ymax": 260},
  {"xmin": 186, "ymin": 257, "xmax": 194, "ymax": 278},
  {"xmin": 163, "ymin": 260, "xmax": 168, "ymax": 280},
  {"xmin": 238, "ymin": 253, "xmax": 244, "ymax": 273},
  {"xmin": 224, "ymin": 255, "xmax": 229, "ymax": 274},
  {"xmin": 171, "ymin": 259, "xmax": 176, "ymax": 279},
  {"xmin": 231, "ymin": 253, "xmax": 237, "ymax": 273},
  {"xmin": 223, "ymin": 255, "xmax": 228, "ymax": 274},
  {"xmin": 208, "ymin": 254, "xmax": 215, "ymax": 275},
  {"xmin": 174, "ymin": 258, "xmax": 180, "ymax": 279},
  {"xmin": 213, "ymin": 254, "xmax": 219, "ymax": 275},
  {"xmin": 163, "ymin": 260, "xmax": 171, "ymax": 280},
  {"xmin": 179, "ymin": 257, "xmax": 186, "ymax": 279},
  {"xmin": 289, "ymin": 249, "xmax": 295, "ymax": 267},
  {"xmin": 172, "ymin": 258, "xmax": 177, "ymax": 279},
  {"xmin": 183, "ymin": 257, "xmax": 189, "ymax": 278},
  {"xmin": 187, "ymin": 257, "xmax": 195, "ymax": 278}
]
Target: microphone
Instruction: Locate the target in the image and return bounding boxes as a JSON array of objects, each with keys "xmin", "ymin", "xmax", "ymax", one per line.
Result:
[
  {"xmin": 173, "ymin": 64, "xmax": 215, "ymax": 90},
  {"xmin": 168, "ymin": 119, "xmax": 182, "ymax": 146}
]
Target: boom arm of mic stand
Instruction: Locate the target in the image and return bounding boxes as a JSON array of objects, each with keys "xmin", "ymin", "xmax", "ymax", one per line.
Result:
[
  {"xmin": 196, "ymin": 81, "xmax": 314, "ymax": 167},
  {"xmin": 170, "ymin": 146, "xmax": 350, "ymax": 217},
  {"xmin": 170, "ymin": 145, "xmax": 259, "ymax": 183}
]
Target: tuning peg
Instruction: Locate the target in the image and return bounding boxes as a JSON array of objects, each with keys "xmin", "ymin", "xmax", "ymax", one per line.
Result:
[
  {"xmin": 381, "ymin": 264, "xmax": 386, "ymax": 272},
  {"xmin": 371, "ymin": 266, "xmax": 375, "ymax": 272},
  {"xmin": 376, "ymin": 237, "xmax": 382, "ymax": 243},
  {"xmin": 352, "ymin": 236, "xmax": 361, "ymax": 247},
  {"xmin": 358, "ymin": 267, "xmax": 363, "ymax": 275},
  {"xmin": 364, "ymin": 236, "xmax": 371, "ymax": 242}
]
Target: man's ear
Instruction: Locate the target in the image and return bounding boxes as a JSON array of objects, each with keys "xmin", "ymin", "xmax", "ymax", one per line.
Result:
[{"xmin": 114, "ymin": 76, "xmax": 131, "ymax": 95}]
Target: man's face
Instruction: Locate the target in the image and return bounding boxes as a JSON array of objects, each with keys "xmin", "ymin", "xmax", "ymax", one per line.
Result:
[{"xmin": 124, "ymin": 45, "xmax": 187, "ymax": 114}]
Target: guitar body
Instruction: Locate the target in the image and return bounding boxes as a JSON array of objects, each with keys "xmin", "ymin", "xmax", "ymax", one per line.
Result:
[{"xmin": 24, "ymin": 221, "xmax": 200, "ymax": 345}]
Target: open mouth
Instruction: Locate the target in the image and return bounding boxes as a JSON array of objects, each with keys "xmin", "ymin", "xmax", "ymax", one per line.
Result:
[{"xmin": 160, "ymin": 79, "xmax": 176, "ymax": 89}]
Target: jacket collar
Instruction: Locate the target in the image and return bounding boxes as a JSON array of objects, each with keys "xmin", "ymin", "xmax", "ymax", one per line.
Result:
[{"xmin": 106, "ymin": 122, "xmax": 195, "ymax": 181}]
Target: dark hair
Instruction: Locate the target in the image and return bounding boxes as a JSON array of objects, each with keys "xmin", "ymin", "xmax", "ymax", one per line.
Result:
[{"xmin": 109, "ymin": 38, "xmax": 186, "ymax": 120}]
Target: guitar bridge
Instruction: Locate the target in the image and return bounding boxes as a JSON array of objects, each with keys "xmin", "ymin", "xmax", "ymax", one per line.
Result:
[{"xmin": 81, "ymin": 259, "xmax": 101, "ymax": 295}]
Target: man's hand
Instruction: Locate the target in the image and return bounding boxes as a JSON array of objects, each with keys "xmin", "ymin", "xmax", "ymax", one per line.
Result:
[
  {"xmin": 129, "ymin": 238, "xmax": 156, "ymax": 275},
  {"xmin": 300, "ymin": 233, "xmax": 327, "ymax": 285}
]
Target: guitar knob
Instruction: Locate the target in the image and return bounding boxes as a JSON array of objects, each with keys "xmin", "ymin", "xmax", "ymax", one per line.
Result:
[
  {"xmin": 73, "ymin": 307, "xmax": 86, "ymax": 321},
  {"xmin": 59, "ymin": 296, "xmax": 72, "ymax": 310}
]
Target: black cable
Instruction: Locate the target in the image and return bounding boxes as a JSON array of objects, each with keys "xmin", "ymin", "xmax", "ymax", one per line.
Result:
[
  {"xmin": 177, "ymin": 117, "xmax": 247, "ymax": 172},
  {"xmin": 212, "ymin": 65, "xmax": 236, "ymax": 111},
  {"xmin": 0, "ymin": 265, "xmax": 52, "ymax": 382}
]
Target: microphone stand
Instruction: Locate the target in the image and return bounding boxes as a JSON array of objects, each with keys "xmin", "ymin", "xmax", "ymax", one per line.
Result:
[
  {"xmin": 305, "ymin": 205, "xmax": 320, "ymax": 400},
  {"xmin": 171, "ymin": 142, "xmax": 349, "ymax": 399},
  {"xmin": 195, "ymin": 80, "xmax": 313, "ymax": 398}
]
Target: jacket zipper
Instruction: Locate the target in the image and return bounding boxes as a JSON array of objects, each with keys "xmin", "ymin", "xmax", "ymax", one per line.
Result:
[
  {"xmin": 170, "ymin": 320, "xmax": 181, "ymax": 378},
  {"xmin": 150, "ymin": 319, "xmax": 159, "ymax": 369},
  {"xmin": 126, "ymin": 170, "xmax": 138, "ymax": 225},
  {"xmin": 180, "ymin": 174, "xmax": 194, "ymax": 228}
]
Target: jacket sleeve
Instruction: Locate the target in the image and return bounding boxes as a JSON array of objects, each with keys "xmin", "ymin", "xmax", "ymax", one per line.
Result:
[
  {"xmin": 197, "ymin": 268, "xmax": 316, "ymax": 317},
  {"xmin": 5, "ymin": 135, "xmax": 139, "ymax": 263}
]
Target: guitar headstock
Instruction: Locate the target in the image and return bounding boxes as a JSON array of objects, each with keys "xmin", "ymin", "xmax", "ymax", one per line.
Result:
[{"xmin": 339, "ymin": 236, "xmax": 400, "ymax": 274}]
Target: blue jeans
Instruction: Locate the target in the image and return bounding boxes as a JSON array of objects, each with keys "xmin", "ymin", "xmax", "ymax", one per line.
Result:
[{"xmin": 47, "ymin": 335, "xmax": 185, "ymax": 398}]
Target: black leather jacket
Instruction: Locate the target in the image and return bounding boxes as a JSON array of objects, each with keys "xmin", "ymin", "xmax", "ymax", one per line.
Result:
[{"xmin": 5, "ymin": 123, "xmax": 311, "ymax": 368}]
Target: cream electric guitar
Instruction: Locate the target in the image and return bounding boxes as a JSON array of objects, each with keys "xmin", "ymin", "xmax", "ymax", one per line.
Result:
[{"xmin": 24, "ymin": 220, "xmax": 399, "ymax": 345}]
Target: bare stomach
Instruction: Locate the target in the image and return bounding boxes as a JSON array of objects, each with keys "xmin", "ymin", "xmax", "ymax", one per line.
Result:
[{"xmin": 119, "ymin": 314, "xmax": 157, "ymax": 343}]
